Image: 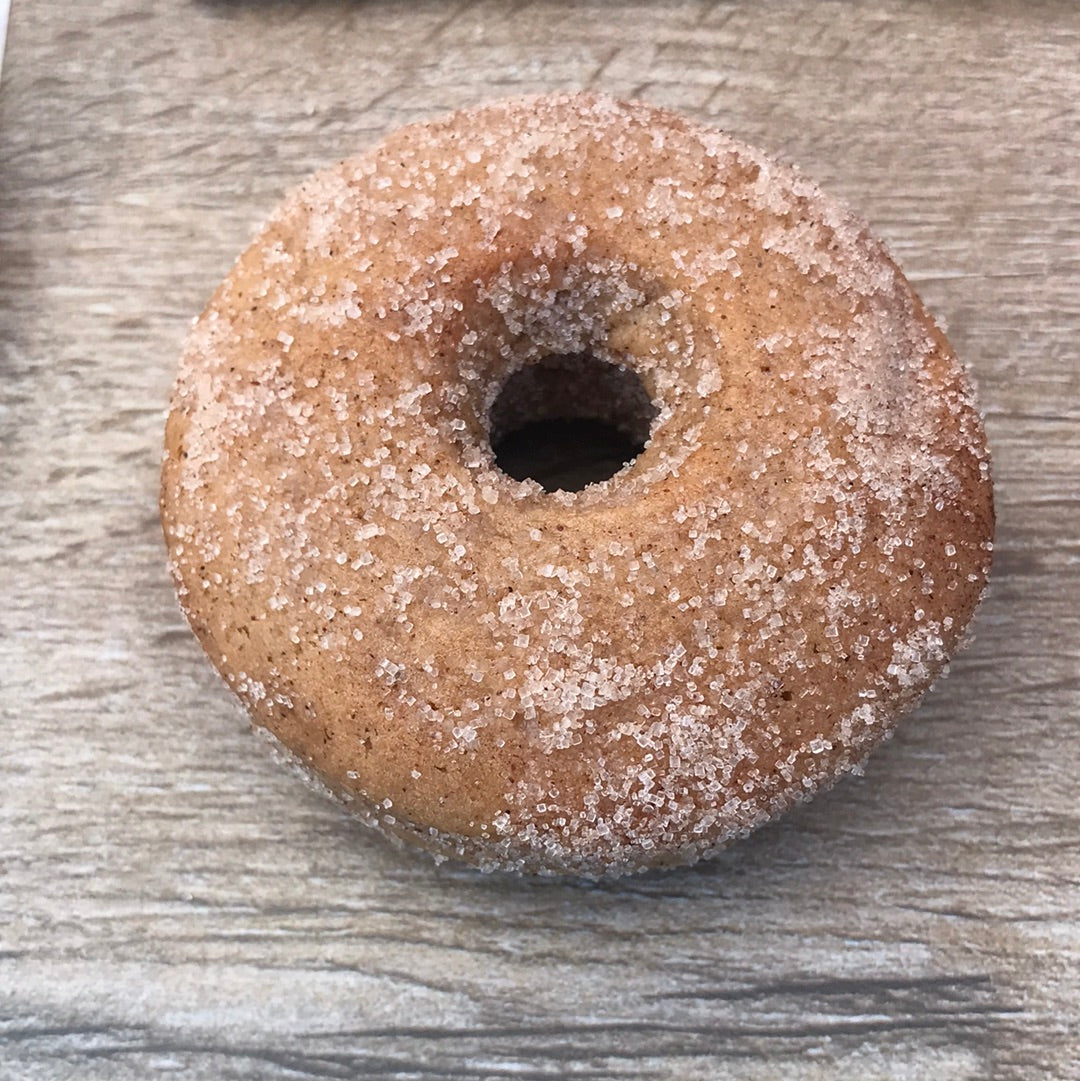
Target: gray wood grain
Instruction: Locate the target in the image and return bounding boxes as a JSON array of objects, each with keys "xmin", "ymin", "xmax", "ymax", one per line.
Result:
[{"xmin": 1, "ymin": 1, "xmax": 1077, "ymax": 1079}]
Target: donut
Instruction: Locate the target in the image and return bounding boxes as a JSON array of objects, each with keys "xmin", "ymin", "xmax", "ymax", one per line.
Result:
[{"xmin": 161, "ymin": 93, "xmax": 993, "ymax": 876}]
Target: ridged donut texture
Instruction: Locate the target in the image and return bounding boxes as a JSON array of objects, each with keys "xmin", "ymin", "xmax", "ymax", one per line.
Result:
[{"xmin": 161, "ymin": 93, "xmax": 993, "ymax": 876}]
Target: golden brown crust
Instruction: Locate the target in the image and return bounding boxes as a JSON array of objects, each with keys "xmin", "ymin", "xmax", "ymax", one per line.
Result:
[{"xmin": 161, "ymin": 93, "xmax": 993, "ymax": 875}]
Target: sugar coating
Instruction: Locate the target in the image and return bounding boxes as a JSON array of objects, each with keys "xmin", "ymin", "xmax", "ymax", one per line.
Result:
[{"xmin": 160, "ymin": 94, "xmax": 994, "ymax": 876}]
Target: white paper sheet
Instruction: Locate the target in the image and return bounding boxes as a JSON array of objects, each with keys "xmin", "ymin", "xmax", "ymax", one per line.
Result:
[{"xmin": 0, "ymin": 0, "xmax": 9, "ymax": 82}]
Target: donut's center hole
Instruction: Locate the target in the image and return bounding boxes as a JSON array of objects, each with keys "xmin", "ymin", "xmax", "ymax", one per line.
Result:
[{"xmin": 489, "ymin": 353, "xmax": 656, "ymax": 492}]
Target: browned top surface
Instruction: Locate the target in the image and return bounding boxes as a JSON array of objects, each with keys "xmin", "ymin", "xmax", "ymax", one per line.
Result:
[{"xmin": 2, "ymin": 2, "xmax": 1077, "ymax": 1078}]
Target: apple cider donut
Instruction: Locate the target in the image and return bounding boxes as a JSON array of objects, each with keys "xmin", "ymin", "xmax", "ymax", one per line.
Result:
[{"xmin": 161, "ymin": 93, "xmax": 993, "ymax": 876}]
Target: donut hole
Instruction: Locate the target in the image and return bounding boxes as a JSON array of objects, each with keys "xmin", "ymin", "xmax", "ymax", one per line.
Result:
[{"xmin": 489, "ymin": 353, "xmax": 657, "ymax": 492}]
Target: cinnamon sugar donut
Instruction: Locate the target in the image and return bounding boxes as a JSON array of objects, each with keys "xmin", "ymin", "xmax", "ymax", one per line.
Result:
[{"xmin": 161, "ymin": 93, "xmax": 993, "ymax": 876}]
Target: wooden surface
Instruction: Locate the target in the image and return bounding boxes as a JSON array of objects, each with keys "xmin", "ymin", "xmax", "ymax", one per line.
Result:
[{"xmin": 2, "ymin": 2, "xmax": 1078, "ymax": 1079}]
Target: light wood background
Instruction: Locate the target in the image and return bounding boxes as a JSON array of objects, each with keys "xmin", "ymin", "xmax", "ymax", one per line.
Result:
[{"xmin": 2, "ymin": 2, "xmax": 1077, "ymax": 1079}]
